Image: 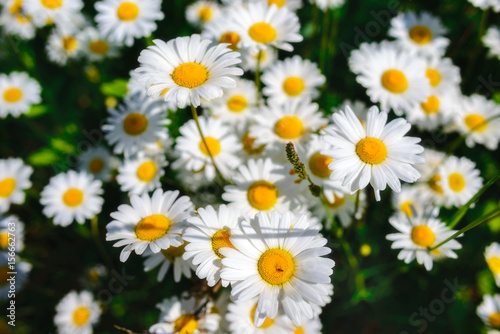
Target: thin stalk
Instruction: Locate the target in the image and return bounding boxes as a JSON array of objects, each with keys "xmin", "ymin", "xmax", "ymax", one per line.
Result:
[
  {"xmin": 352, "ymin": 190, "xmax": 361, "ymax": 223},
  {"xmin": 478, "ymin": 9, "xmax": 489, "ymax": 40},
  {"xmin": 90, "ymin": 216, "xmax": 114, "ymax": 270},
  {"xmin": 255, "ymin": 50, "xmax": 262, "ymax": 107}
]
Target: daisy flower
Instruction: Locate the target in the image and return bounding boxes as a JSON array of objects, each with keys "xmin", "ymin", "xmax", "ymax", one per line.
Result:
[
  {"xmin": 386, "ymin": 208, "xmax": 462, "ymax": 271},
  {"xmin": 483, "ymin": 26, "xmax": 500, "ymax": 60},
  {"xmin": 220, "ymin": 211, "xmax": 335, "ymax": 327},
  {"xmin": 321, "ymin": 105, "xmax": 425, "ymax": 201},
  {"xmin": 438, "ymin": 156, "xmax": 483, "ymax": 208},
  {"xmin": 261, "ymin": 55, "xmax": 325, "ymax": 104},
  {"xmin": 135, "ymin": 34, "xmax": 243, "ymax": 108},
  {"xmin": 78, "ymin": 146, "xmax": 118, "ymax": 182},
  {"xmin": 116, "ymin": 153, "xmax": 167, "ymax": 196},
  {"xmin": 265, "ymin": 0, "xmax": 303, "ymax": 11},
  {"xmin": 46, "ymin": 29, "xmax": 82, "ymax": 66},
  {"xmin": 40, "ymin": 171, "xmax": 104, "ymax": 226},
  {"xmin": 126, "ymin": 72, "xmax": 178, "ymax": 111},
  {"xmin": 241, "ymin": 46, "xmax": 278, "ymax": 72},
  {"xmin": 333, "ymin": 99, "xmax": 369, "ymax": 125},
  {"xmin": 469, "ymin": 0, "xmax": 500, "ymax": 12},
  {"xmin": 477, "ymin": 295, "xmax": 500, "ymax": 330},
  {"xmin": 0, "ymin": 72, "xmax": 41, "ymax": 118},
  {"xmin": 309, "ymin": 0, "xmax": 345, "ymax": 11},
  {"xmin": 391, "ymin": 185, "xmax": 425, "ymax": 218},
  {"xmin": 405, "ymin": 92, "xmax": 457, "ymax": 131},
  {"xmin": 186, "ymin": 0, "xmax": 221, "ymax": 27},
  {"xmin": 182, "ymin": 205, "xmax": 240, "ymax": 287},
  {"xmin": 349, "ymin": 41, "xmax": 430, "ymax": 115},
  {"xmin": 414, "ymin": 149, "xmax": 447, "ymax": 207},
  {"xmin": 102, "ymin": 94, "xmax": 170, "ymax": 158},
  {"xmin": 0, "ymin": 215, "xmax": 24, "ymax": 252},
  {"xmin": 0, "ymin": 0, "xmax": 36, "ymax": 40},
  {"xmin": 0, "ymin": 253, "xmax": 31, "ymax": 300},
  {"xmin": 0, "ymin": 158, "xmax": 33, "ymax": 213},
  {"xmin": 106, "ymin": 189, "xmax": 193, "ymax": 262},
  {"xmin": 310, "ymin": 190, "xmax": 365, "ymax": 229},
  {"xmin": 388, "ymin": 11, "xmax": 449, "ymax": 56},
  {"xmin": 23, "ymin": 0, "xmax": 83, "ymax": 27},
  {"xmin": 142, "ymin": 241, "xmax": 195, "ymax": 282},
  {"xmin": 54, "ymin": 290, "xmax": 101, "ymax": 334},
  {"xmin": 424, "ymin": 56, "xmax": 461, "ymax": 95},
  {"xmin": 202, "ymin": 17, "xmax": 242, "ymax": 51},
  {"xmin": 94, "ymin": 0, "xmax": 164, "ymax": 47},
  {"xmin": 230, "ymin": 2, "xmax": 303, "ymax": 52},
  {"xmin": 78, "ymin": 26, "xmax": 120, "ymax": 62},
  {"xmin": 486, "ymin": 242, "xmax": 500, "ymax": 287}
]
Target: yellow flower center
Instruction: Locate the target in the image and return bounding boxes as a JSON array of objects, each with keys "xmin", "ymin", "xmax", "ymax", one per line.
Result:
[
  {"xmin": 62, "ymin": 188, "xmax": 84, "ymax": 207},
  {"xmin": 381, "ymin": 69, "xmax": 408, "ymax": 94},
  {"xmin": 0, "ymin": 266, "xmax": 10, "ymax": 286},
  {"xmin": 247, "ymin": 181, "xmax": 278, "ymax": 211},
  {"xmin": 219, "ymin": 32, "xmax": 241, "ymax": 51},
  {"xmin": 464, "ymin": 114, "xmax": 487, "ymax": 132},
  {"xmin": 211, "ymin": 229, "xmax": 235, "ymax": 259},
  {"xmin": 0, "ymin": 178, "xmax": 16, "ymax": 198},
  {"xmin": 324, "ymin": 193, "xmax": 346, "ymax": 209},
  {"xmin": 122, "ymin": 113, "xmax": 148, "ymax": 136},
  {"xmin": 161, "ymin": 241, "xmax": 187, "ymax": 262},
  {"xmin": 198, "ymin": 6, "xmax": 212, "ymax": 22},
  {"xmin": 308, "ymin": 152, "xmax": 333, "ymax": 179},
  {"xmin": 355, "ymin": 137, "xmax": 388, "ymax": 165},
  {"xmin": 426, "ymin": 68, "xmax": 441, "ymax": 87},
  {"xmin": 89, "ymin": 40, "xmax": 109, "ymax": 55},
  {"xmin": 9, "ymin": 0, "xmax": 23, "ymax": 14},
  {"xmin": 242, "ymin": 132, "xmax": 265, "ymax": 155},
  {"xmin": 274, "ymin": 116, "xmax": 304, "ymax": 140},
  {"xmin": 421, "ymin": 95, "xmax": 440, "ymax": 114},
  {"xmin": 135, "ymin": 214, "xmax": 170, "ymax": 241},
  {"xmin": 3, "ymin": 88, "xmax": 23, "ymax": 103},
  {"xmin": 0, "ymin": 232, "xmax": 9, "ymax": 249},
  {"xmin": 257, "ymin": 248, "xmax": 295, "ymax": 285},
  {"xmin": 15, "ymin": 14, "xmax": 30, "ymax": 24},
  {"xmin": 88, "ymin": 158, "xmax": 104, "ymax": 174},
  {"xmin": 172, "ymin": 62, "xmax": 208, "ymax": 89},
  {"xmin": 136, "ymin": 161, "xmax": 157, "ymax": 182},
  {"xmin": 41, "ymin": 0, "xmax": 62, "ymax": 9},
  {"xmin": 489, "ymin": 312, "xmax": 500, "ymax": 328},
  {"xmin": 283, "ymin": 77, "xmax": 305, "ymax": 97},
  {"xmin": 250, "ymin": 304, "xmax": 275, "ymax": 328},
  {"xmin": 72, "ymin": 306, "xmax": 90, "ymax": 327},
  {"xmin": 448, "ymin": 172, "xmax": 465, "ymax": 192},
  {"xmin": 488, "ymin": 256, "xmax": 500, "ymax": 274},
  {"xmin": 62, "ymin": 36, "xmax": 78, "ymax": 52},
  {"xmin": 248, "ymin": 22, "xmax": 277, "ymax": 44},
  {"xmin": 411, "ymin": 225, "xmax": 436, "ymax": 248},
  {"xmin": 400, "ymin": 200, "xmax": 416, "ymax": 217},
  {"xmin": 174, "ymin": 314, "xmax": 198, "ymax": 334},
  {"xmin": 199, "ymin": 137, "xmax": 221, "ymax": 157},
  {"xmin": 294, "ymin": 326, "xmax": 305, "ymax": 334},
  {"xmin": 428, "ymin": 174, "xmax": 444, "ymax": 194},
  {"xmin": 227, "ymin": 95, "xmax": 247, "ymax": 113},
  {"xmin": 268, "ymin": 0, "xmax": 286, "ymax": 6},
  {"xmin": 116, "ymin": 2, "xmax": 139, "ymax": 21},
  {"xmin": 409, "ymin": 25, "xmax": 433, "ymax": 44}
]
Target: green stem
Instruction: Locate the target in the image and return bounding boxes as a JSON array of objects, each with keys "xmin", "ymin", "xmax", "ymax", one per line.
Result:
[
  {"xmin": 255, "ymin": 50, "xmax": 262, "ymax": 107},
  {"xmin": 90, "ymin": 216, "xmax": 114, "ymax": 270},
  {"xmin": 478, "ymin": 9, "xmax": 489, "ymax": 40}
]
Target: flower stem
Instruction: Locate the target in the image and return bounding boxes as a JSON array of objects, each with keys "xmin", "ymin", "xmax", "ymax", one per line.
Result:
[
  {"xmin": 478, "ymin": 9, "xmax": 489, "ymax": 40},
  {"xmin": 255, "ymin": 50, "xmax": 262, "ymax": 107}
]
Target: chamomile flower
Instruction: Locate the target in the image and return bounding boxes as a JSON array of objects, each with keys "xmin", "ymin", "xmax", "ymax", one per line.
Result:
[
  {"xmin": 438, "ymin": 156, "xmax": 483, "ymax": 208},
  {"xmin": 0, "ymin": 253, "xmax": 31, "ymax": 300},
  {"xmin": 182, "ymin": 205, "xmax": 240, "ymax": 287},
  {"xmin": 0, "ymin": 215, "xmax": 24, "ymax": 252},
  {"xmin": 484, "ymin": 26, "xmax": 500, "ymax": 60},
  {"xmin": 142, "ymin": 241, "xmax": 195, "ymax": 282},
  {"xmin": 485, "ymin": 243, "xmax": 500, "ymax": 287},
  {"xmin": 23, "ymin": 0, "xmax": 83, "ymax": 28},
  {"xmin": 424, "ymin": 56, "xmax": 461, "ymax": 95},
  {"xmin": 333, "ymin": 99, "xmax": 369, "ymax": 125},
  {"xmin": 263, "ymin": 0, "xmax": 303, "ymax": 11},
  {"xmin": 391, "ymin": 185, "xmax": 425, "ymax": 218},
  {"xmin": 54, "ymin": 290, "xmax": 101, "ymax": 334},
  {"xmin": 0, "ymin": 0, "xmax": 36, "ymax": 40},
  {"xmin": 46, "ymin": 29, "xmax": 81, "ymax": 66},
  {"xmin": 477, "ymin": 295, "xmax": 500, "ymax": 330},
  {"xmin": 469, "ymin": 0, "xmax": 500, "ymax": 12},
  {"xmin": 0, "ymin": 72, "xmax": 41, "ymax": 118},
  {"xmin": 230, "ymin": 2, "xmax": 303, "ymax": 52},
  {"xmin": 40, "ymin": 171, "xmax": 104, "ymax": 226},
  {"xmin": 389, "ymin": 11, "xmax": 449, "ymax": 56},
  {"xmin": 311, "ymin": 190, "xmax": 364, "ymax": 229},
  {"xmin": 386, "ymin": 208, "xmax": 461, "ymax": 271},
  {"xmin": 136, "ymin": 34, "xmax": 243, "ymax": 108},
  {"xmin": 78, "ymin": 146, "xmax": 118, "ymax": 181},
  {"xmin": 0, "ymin": 158, "xmax": 33, "ymax": 213},
  {"xmin": 405, "ymin": 92, "xmax": 456, "ymax": 131},
  {"xmin": 241, "ymin": 46, "xmax": 278, "ymax": 72},
  {"xmin": 126, "ymin": 71, "xmax": 178, "ymax": 111},
  {"xmin": 78, "ymin": 27, "xmax": 120, "ymax": 62},
  {"xmin": 309, "ymin": 0, "xmax": 345, "ymax": 11},
  {"xmin": 451, "ymin": 95, "xmax": 500, "ymax": 150},
  {"xmin": 102, "ymin": 94, "xmax": 169, "ymax": 158},
  {"xmin": 106, "ymin": 189, "xmax": 194, "ymax": 262},
  {"xmin": 202, "ymin": 17, "xmax": 242, "ymax": 53},
  {"xmin": 322, "ymin": 105, "xmax": 425, "ymax": 201},
  {"xmin": 414, "ymin": 149, "xmax": 447, "ymax": 207},
  {"xmin": 349, "ymin": 41, "xmax": 430, "ymax": 115},
  {"xmin": 220, "ymin": 211, "xmax": 335, "ymax": 327},
  {"xmin": 222, "ymin": 158, "xmax": 297, "ymax": 218},
  {"xmin": 186, "ymin": 0, "xmax": 221, "ymax": 27},
  {"xmin": 95, "ymin": 0, "xmax": 164, "ymax": 47},
  {"xmin": 261, "ymin": 56, "xmax": 325, "ymax": 104},
  {"xmin": 116, "ymin": 154, "xmax": 167, "ymax": 196}
]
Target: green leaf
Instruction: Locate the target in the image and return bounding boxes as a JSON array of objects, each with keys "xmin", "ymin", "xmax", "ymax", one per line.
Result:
[
  {"xmin": 477, "ymin": 269, "xmax": 496, "ymax": 295},
  {"xmin": 25, "ymin": 104, "xmax": 49, "ymax": 118},
  {"xmin": 51, "ymin": 138, "xmax": 75, "ymax": 154},
  {"xmin": 100, "ymin": 79, "xmax": 128, "ymax": 98},
  {"xmin": 28, "ymin": 148, "xmax": 59, "ymax": 166}
]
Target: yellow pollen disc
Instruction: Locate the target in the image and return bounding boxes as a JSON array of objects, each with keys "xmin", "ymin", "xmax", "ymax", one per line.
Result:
[
  {"xmin": 268, "ymin": 0, "xmax": 285, "ymax": 6},
  {"xmin": 211, "ymin": 229, "xmax": 235, "ymax": 259},
  {"xmin": 381, "ymin": 69, "xmax": 408, "ymax": 94},
  {"xmin": 258, "ymin": 248, "xmax": 295, "ymax": 285},
  {"xmin": 161, "ymin": 242, "xmax": 187, "ymax": 262},
  {"xmin": 308, "ymin": 152, "xmax": 333, "ymax": 179},
  {"xmin": 488, "ymin": 256, "xmax": 500, "ymax": 274},
  {"xmin": 227, "ymin": 95, "xmax": 247, "ymax": 113},
  {"xmin": 199, "ymin": 137, "xmax": 221, "ymax": 157},
  {"xmin": 430, "ymin": 249, "xmax": 442, "ymax": 256},
  {"xmin": 136, "ymin": 161, "xmax": 157, "ymax": 182},
  {"xmin": 62, "ymin": 36, "xmax": 78, "ymax": 52},
  {"xmin": 242, "ymin": 132, "xmax": 265, "ymax": 155},
  {"xmin": 41, "ymin": 0, "xmax": 62, "ymax": 9},
  {"xmin": 198, "ymin": 6, "xmax": 212, "ymax": 22},
  {"xmin": 250, "ymin": 304, "xmax": 274, "ymax": 328},
  {"xmin": 9, "ymin": 0, "xmax": 23, "ymax": 14},
  {"xmin": 248, "ymin": 22, "xmax": 277, "ymax": 44},
  {"xmin": 174, "ymin": 314, "xmax": 198, "ymax": 334},
  {"xmin": 464, "ymin": 114, "xmax": 487, "ymax": 132},
  {"xmin": 122, "ymin": 112, "xmax": 148, "ymax": 135},
  {"xmin": 283, "ymin": 77, "xmax": 305, "ymax": 97},
  {"xmin": 219, "ymin": 32, "xmax": 241, "ymax": 51},
  {"xmin": 428, "ymin": 174, "xmax": 444, "ymax": 194},
  {"xmin": 116, "ymin": 2, "xmax": 139, "ymax": 21},
  {"xmin": 247, "ymin": 181, "xmax": 278, "ymax": 211},
  {"xmin": 172, "ymin": 62, "xmax": 208, "ymax": 89},
  {"xmin": 411, "ymin": 225, "xmax": 436, "ymax": 248},
  {"xmin": 15, "ymin": 14, "xmax": 30, "ymax": 24},
  {"xmin": 324, "ymin": 193, "xmax": 346, "ymax": 209},
  {"xmin": 0, "ymin": 233, "xmax": 9, "ymax": 249},
  {"xmin": 0, "ymin": 266, "xmax": 9, "ymax": 286},
  {"xmin": 62, "ymin": 188, "xmax": 84, "ymax": 207},
  {"xmin": 360, "ymin": 244, "xmax": 372, "ymax": 257},
  {"xmin": 421, "ymin": 96, "xmax": 440, "ymax": 114},
  {"xmin": 88, "ymin": 158, "xmax": 104, "ymax": 174},
  {"xmin": 426, "ymin": 68, "xmax": 441, "ymax": 87},
  {"xmin": 88, "ymin": 40, "xmax": 109, "ymax": 55},
  {"xmin": 448, "ymin": 173, "xmax": 465, "ymax": 192},
  {"xmin": 3, "ymin": 88, "xmax": 23, "ymax": 103},
  {"xmin": 400, "ymin": 200, "xmax": 416, "ymax": 217},
  {"xmin": 409, "ymin": 25, "xmax": 433, "ymax": 44},
  {"xmin": 355, "ymin": 137, "xmax": 387, "ymax": 165},
  {"xmin": 0, "ymin": 178, "xmax": 16, "ymax": 198},
  {"xmin": 72, "ymin": 306, "xmax": 90, "ymax": 327},
  {"xmin": 490, "ymin": 312, "xmax": 500, "ymax": 328},
  {"xmin": 274, "ymin": 116, "xmax": 304, "ymax": 140},
  {"xmin": 294, "ymin": 326, "xmax": 305, "ymax": 334},
  {"xmin": 135, "ymin": 214, "xmax": 170, "ymax": 241}
]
